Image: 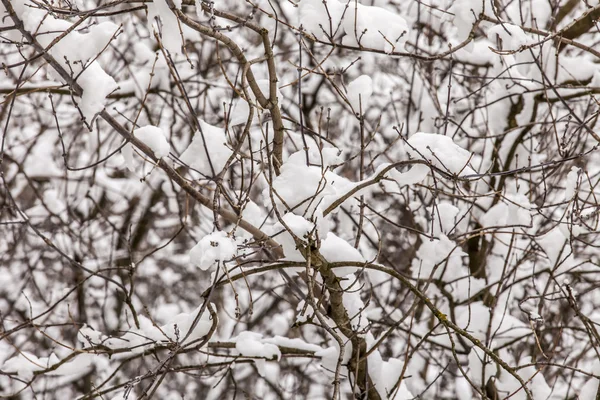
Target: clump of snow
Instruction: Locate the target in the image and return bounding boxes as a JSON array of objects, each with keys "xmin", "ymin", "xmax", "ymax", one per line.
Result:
[
  {"xmin": 487, "ymin": 23, "xmax": 529, "ymax": 51},
  {"xmin": 346, "ymin": 75, "xmax": 373, "ymax": 114},
  {"xmin": 411, "ymin": 234, "xmax": 466, "ymax": 280},
  {"xmin": 454, "ymin": 39, "xmax": 495, "ymax": 65},
  {"xmin": 299, "ymin": 0, "xmax": 344, "ymax": 40},
  {"xmin": 234, "ymin": 331, "xmax": 282, "ymax": 377},
  {"xmin": 153, "ymin": 305, "xmax": 213, "ymax": 343},
  {"xmin": 406, "ymin": 132, "xmax": 475, "ymax": 176},
  {"xmin": 467, "ymin": 345, "xmax": 497, "ymax": 386},
  {"xmin": 133, "ymin": 125, "xmax": 170, "ymax": 158},
  {"xmin": 388, "ymin": 163, "xmax": 430, "ymax": 186},
  {"xmin": 241, "ymin": 200, "xmax": 266, "ymax": 229},
  {"xmin": 225, "ymin": 98, "xmax": 250, "ymax": 126},
  {"xmin": 270, "ymin": 154, "xmax": 333, "ymax": 213},
  {"xmin": 283, "ymin": 213, "xmax": 316, "ymax": 239},
  {"xmin": 466, "ymin": 335, "xmax": 551, "ymax": 395},
  {"xmin": 1, "ymin": 352, "xmax": 58, "ymax": 380},
  {"xmin": 320, "ymin": 233, "xmax": 364, "ymax": 263},
  {"xmin": 179, "ymin": 120, "xmax": 232, "ymax": 176},
  {"xmin": 320, "ymin": 233, "xmax": 365, "ymax": 276},
  {"xmin": 479, "ymin": 192, "xmax": 533, "ymax": 235},
  {"xmin": 0, "ymin": 1, "xmax": 25, "ymax": 41},
  {"xmin": 432, "ymin": 202, "xmax": 460, "ymax": 235},
  {"xmin": 78, "ymin": 325, "xmax": 106, "ymax": 346},
  {"xmin": 116, "ymin": 42, "xmax": 170, "ymax": 98},
  {"xmin": 295, "ymin": 299, "xmax": 315, "ymax": 324},
  {"xmin": 269, "ymin": 213, "xmax": 316, "ymax": 262},
  {"xmin": 504, "ymin": 0, "xmax": 552, "ymax": 29},
  {"xmin": 122, "ymin": 126, "xmax": 171, "ymax": 175},
  {"xmin": 579, "ymin": 360, "xmax": 600, "ymax": 400},
  {"xmin": 80, "ymin": 304, "xmax": 214, "ymax": 356},
  {"xmin": 20, "ymin": 8, "xmax": 119, "ymax": 122},
  {"xmin": 342, "ymin": 2, "xmax": 409, "ymax": 53},
  {"xmin": 315, "ymin": 339, "xmax": 352, "ymax": 377},
  {"xmin": 147, "ymin": 0, "xmax": 183, "ymax": 55},
  {"xmin": 537, "ymin": 228, "xmax": 568, "ymax": 267},
  {"xmin": 455, "ymin": 375, "xmax": 473, "ymax": 400},
  {"xmin": 447, "ymin": 275, "xmax": 486, "ymax": 303},
  {"xmin": 43, "ymin": 188, "xmax": 66, "ymax": 215},
  {"xmin": 299, "ymin": 0, "xmax": 410, "ymax": 53},
  {"xmin": 455, "ymin": 302, "xmax": 530, "ymax": 346},
  {"xmin": 319, "ymin": 162, "xmax": 392, "ymax": 213},
  {"xmin": 445, "ymin": 0, "xmax": 495, "ymax": 51},
  {"xmin": 367, "ymin": 335, "xmax": 414, "ymax": 399},
  {"xmin": 341, "ymin": 275, "xmax": 368, "ymax": 331},
  {"xmin": 262, "ymin": 336, "xmax": 322, "ymax": 353},
  {"xmin": 78, "ymin": 66, "xmax": 119, "ymax": 122},
  {"xmin": 235, "ymin": 331, "xmax": 281, "ymax": 360},
  {"xmin": 495, "ymin": 354, "xmax": 552, "ymax": 400},
  {"xmin": 1, "ymin": 351, "xmax": 94, "ymax": 380},
  {"xmin": 24, "ymin": 187, "xmax": 69, "ymax": 221},
  {"xmin": 189, "ymin": 231, "xmax": 237, "ymax": 270},
  {"xmin": 16, "ymin": 130, "xmax": 62, "ymax": 178},
  {"xmin": 269, "ymin": 148, "xmax": 349, "ymax": 217},
  {"xmin": 121, "ymin": 143, "xmax": 137, "ymax": 173},
  {"xmin": 565, "ymin": 166, "xmax": 581, "ymax": 201}
]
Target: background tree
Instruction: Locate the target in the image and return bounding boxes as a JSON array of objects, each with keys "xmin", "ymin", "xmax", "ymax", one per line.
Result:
[{"xmin": 1, "ymin": 0, "xmax": 600, "ymax": 399}]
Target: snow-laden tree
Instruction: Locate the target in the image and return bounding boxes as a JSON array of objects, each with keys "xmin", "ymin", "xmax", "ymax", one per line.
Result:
[{"xmin": 1, "ymin": 0, "xmax": 600, "ymax": 398}]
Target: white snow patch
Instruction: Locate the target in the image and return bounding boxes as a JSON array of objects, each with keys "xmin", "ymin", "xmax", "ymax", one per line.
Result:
[
  {"xmin": 234, "ymin": 331, "xmax": 282, "ymax": 360},
  {"xmin": 134, "ymin": 125, "xmax": 170, "ymax": 159},
  {"xmin": 342, "ymin": 2, "xmax": 409, "ymax": 53},
  {"xmin": 346, "ymin": 75, "xmax": 373, "ymax": 114},
  {"xmin": 269, "ymin": 213, "xmax": 316, "ymax": 262},
  {"xmin": 189, "ymin": 231, "xmax": 237, "ymax": 270},
  {"xmin": 432, "ymin": 202, "xmax": 460, "ymax": 235},
  {"xmin": 341, "ymin": 275, "xmax": 368, "ymax": 331},
  {"xmin": 1, "ymin": 352, "xmax": 94, "ymax": 380},
  {"xmin": 226, "ymin": 98, "xmax": 251, "ymax": 126},
  {"xmin": 488, "ymin": 23, "xmax": 529, "ymax": 51},
  {"xmin": 179, "ymin": 120, "xmax": 232, "ymax": 176},
  {"xmin": 565, "ymin": 166, "xmax": 581, "ymax": 201},
  {"xmin": 579, "ymin": 360, "xmax": 600, "ymax": 400},
  {"xmin": 412, "ymin": 234, "xmax": 466, "ymax": 280},
  {"xmin": 298, "ymin": 0, "xmax": 345, "ymax": 40},
  {"xmin": 20, "ymin": 8, "xmax": 119, "ymax": 122},
  {"xmin": 87, "ymin": 303, "xmax": 214, "ymax": 357},
  {"xmin": 495, "ymin": 354, "xmax": 552, "ymax": 400},
  {"xmin": 1, "ymin": 352, "xmax": 58, "ymax": 380},
  {"xmin": 467, "ymin": 345, "xmax": 497, "ymax": 386},
  {"xmin": 537, "ymin": 228, "xmax": 568, "ymax": 267},
  {"xmin": 406, "ymin": 132, "xmax": 475, "ymax": 176},
  {"xmin": 147, "ymin": 0, "xmax": 183, "ymax": 55},
  {"xmin": 455, "ymin": 302, "xmax": 530, "ymax": 346},
  {"xmin": 320, "ymin": 233, "xmax": 365, "ymax": 276},
  {"xmin": 116, "ymin": 43, "xmax": 170, "ymax": 98},
  {"xmin": 366, "ymin": 333, "xmax": 413, "ymax": 399},
  {"xmin": 315, "ymin": 338, "xmax": 352, "ymax": 377},
  {"xmin": 479, "ymin": 192, "xmax": 533, "ymax": 234},
  {"xmin": 269, "ymin": 154, "xmax": 335, "ymax": 214},
  {"xmin": 78, "ymin": 325, "xmax": 106, "ymax": 346},
  {"xmin": 446, "ymin": 0, "xmax": 495, "ymax": 51},
  {"xmin": 263, "ymin": 336, "xmax": 322, "ymax": 353}
]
